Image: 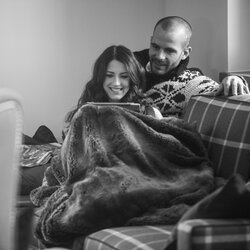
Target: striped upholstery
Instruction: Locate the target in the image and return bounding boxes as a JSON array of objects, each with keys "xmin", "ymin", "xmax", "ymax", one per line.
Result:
[
  {"xmin": 177, "ymin": 219, "xmax": 250, "ymax": 250},
  {"xmin": 84, "ymin": 226, "xmax": 173, "ymax": 250},
  {"xmin": 183, "ymin": 95, "xmax": 250, "ymax": 180}
]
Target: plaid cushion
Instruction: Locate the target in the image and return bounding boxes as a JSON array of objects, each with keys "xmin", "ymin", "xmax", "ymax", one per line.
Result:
[
  {"xmin": 178, "ymin": 218, "xmax": 250, "ymax": 250},
  {"xmin": 183, "ymin": 95, "xmax": 250, "ymax": 180},
  {"xmin": 84, "ymin": 225, "xmax": 173, "ymax": 250}
]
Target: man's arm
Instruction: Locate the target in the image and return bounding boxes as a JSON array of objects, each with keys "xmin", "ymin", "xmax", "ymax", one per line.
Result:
[{"xmin": 216, "ymin": 75, "xmax": 250, "ymax": 96}]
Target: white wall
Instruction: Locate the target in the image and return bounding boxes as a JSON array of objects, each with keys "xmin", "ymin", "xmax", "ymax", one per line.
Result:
[
  {"xmin": 228, "ymin": 0, "xmax": 250, "ymax": 72},
  {"xmin": 0, "ymin": 0, "xmax": 164, "ymax": 141},
  {"xmin": 163, "ymin": 0, "xmax": 228, "ymax": 81},
  {"xmin": 1, "ymin": 0, "xmax": 248, "ymax": 142}
]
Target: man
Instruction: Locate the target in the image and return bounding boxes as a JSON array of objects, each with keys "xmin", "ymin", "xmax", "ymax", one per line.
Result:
[{"xmin": 134, "ymin": 16, "xmax": 249, "ymax": 117}]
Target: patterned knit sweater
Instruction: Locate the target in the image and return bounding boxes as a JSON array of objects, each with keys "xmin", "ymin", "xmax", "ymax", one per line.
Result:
[
  {"xmin": 144, "ymin": 70, "xmax": 219, "ymax": 117},
  {"xmin": 134, "ymin": 49, "xmax": 220, "ymax": 117}
]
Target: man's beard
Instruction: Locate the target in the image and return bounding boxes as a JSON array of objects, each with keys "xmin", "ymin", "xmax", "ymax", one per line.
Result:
[{"xmin": 151, "ymin": 58, "xmax": 171, "ymax": 75}]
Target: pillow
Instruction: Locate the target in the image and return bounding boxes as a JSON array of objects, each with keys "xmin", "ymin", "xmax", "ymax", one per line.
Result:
[
  {"xmin": 20, "ymin": 125, "xmax": 60, "ymax": 195},
  {"xmin": 183, "ymin": 94, "xmax": 250, "ymax": 180},
  {"xmin": 164, "ymin": 174, "xmax": 250, "ymax": 250},
  {"xmin": 178, "ymin": 174, "xmax": 250, "ymax": 220},
  {"xmin": 23, "ymin": 125, "xmax": 58, "ymax": 145},
  {"xmin": 22, "ymin": 134, "xmax": 40, "ymax": 145},
  {"xmin": 19, "ymin": 164, "xmax": 49, "ymax": 195},
  {"xmin": 19, "ymin": 143, "xmax": 61, "ymax": 195},
  {"xmin": 32, "ymin": 125, "xmax": 58, "ymax": 144}
]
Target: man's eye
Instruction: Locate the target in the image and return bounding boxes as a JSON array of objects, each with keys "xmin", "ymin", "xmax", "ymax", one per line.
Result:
[
  {"xmin": 165, "ymin": 49, "xmax": 175, "ymax": 54},
  {"xmin": 151, "ymin": 44, "xmax": 159, "ymax": 50}
]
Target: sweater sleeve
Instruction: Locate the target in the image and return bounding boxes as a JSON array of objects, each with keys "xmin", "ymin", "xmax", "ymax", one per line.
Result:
[
  {"xmin": 185, "ymin": 75, "xmax": 220, "ymax": 102},
  {"xmin": 236, "ymin": 75, "xmax": 250, "ymax": 93}
]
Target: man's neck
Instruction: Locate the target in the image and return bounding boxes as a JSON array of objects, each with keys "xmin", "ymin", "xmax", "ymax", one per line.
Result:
[{"xmin": 145, "ymin": 57, "xmax": 189, "ymax": 91}]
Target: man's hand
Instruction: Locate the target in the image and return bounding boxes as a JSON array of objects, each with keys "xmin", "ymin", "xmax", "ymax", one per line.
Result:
[{"xmin": 215, "ymin": 75, "xmax": 250, "ymax": 96}]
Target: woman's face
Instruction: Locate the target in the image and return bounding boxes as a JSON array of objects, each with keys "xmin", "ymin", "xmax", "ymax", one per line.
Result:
[{"xmin": 103, "ymin": 60, "xmax": 130, "ymax": 102}]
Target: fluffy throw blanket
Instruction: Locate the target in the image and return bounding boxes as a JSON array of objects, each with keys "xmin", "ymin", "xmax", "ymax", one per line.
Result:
[{"xmin": 30, "ymin": 104, "xmax": 214, "ymax": 247}]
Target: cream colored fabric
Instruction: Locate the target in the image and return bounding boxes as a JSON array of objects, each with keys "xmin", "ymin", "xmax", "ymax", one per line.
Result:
[{"xmin": 0, "ymin": 88, "xmax": 23, "ymax": 250}]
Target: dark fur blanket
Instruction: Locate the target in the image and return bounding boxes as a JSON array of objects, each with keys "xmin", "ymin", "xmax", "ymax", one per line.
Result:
[{"xmin": 30, "ymin": 104, "xmax": 214, "ymax": 247}]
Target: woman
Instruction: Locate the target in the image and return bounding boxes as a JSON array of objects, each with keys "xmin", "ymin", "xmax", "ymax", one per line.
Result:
[{"xmin": 63, "ymin": 45, "xmax": 149, "ymax": 139}]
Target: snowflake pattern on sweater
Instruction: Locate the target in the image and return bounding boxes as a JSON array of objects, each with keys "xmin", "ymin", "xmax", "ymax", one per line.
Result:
[{"xmin": 143, "ymin": 69, "xmax": 220, "ymax": 117}]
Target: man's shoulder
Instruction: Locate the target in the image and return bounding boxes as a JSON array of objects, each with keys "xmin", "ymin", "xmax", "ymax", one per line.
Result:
[
  {"xmin": 133, "ymin": 49, "xmax": 149, "ymax": 68},
  {"xmin": 179, "ymin": 68, "xmax": 204, "ymax": 80},
  {"xmin": 179, "ymin": 69, "xmax": 219, "ymax": 90},
  {"xmin": 186, "ymin": 67, "xmax": 204, "ymax": 75}
]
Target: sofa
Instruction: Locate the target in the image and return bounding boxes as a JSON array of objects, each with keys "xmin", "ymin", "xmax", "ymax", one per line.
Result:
[
  {"xmin": 11, "ymin": 91, "xmax": 250, "ymax": 250},
  {"xmin": 67, "ymin": 93, "xmax": 250, "ymax": 250}
]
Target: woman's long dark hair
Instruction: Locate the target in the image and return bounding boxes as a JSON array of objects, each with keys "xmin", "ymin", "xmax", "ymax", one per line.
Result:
[{"xmin": 65, "ymin": 45, "xmax": 145, "ymax": 124}]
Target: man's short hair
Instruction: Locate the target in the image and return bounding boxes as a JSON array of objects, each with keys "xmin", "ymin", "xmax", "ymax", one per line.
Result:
[
  {"xmin": 154, "ymin": 16, "xmax": 192, "ymax": 32},
  {"xmin": 153, "ymin": 16, "xmax": 192, "ymax": 43}
]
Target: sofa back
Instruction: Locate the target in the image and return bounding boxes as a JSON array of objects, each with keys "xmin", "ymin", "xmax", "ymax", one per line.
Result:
[{"xmin": 183, "ymin": 94, "xmax": 250, "ymax": 181}]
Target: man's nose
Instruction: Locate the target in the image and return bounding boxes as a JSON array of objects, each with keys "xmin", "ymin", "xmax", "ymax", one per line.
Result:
[{"xmin": 156, "ymin": 49, "xmax": 166, "ymax": 61}]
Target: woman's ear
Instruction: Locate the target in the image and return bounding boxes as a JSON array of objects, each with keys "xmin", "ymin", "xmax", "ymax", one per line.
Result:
[{"xmin": 182, "ymin": 46, "xmax": 192, "ymax": 60}]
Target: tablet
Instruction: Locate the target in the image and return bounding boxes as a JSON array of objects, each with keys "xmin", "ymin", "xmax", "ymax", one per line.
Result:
[{"xmin": 87, "ymin": 102, "xmax": 141, "ymax": 112}]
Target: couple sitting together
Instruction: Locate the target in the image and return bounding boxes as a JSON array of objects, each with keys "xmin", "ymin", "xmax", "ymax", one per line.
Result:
[
  {"xmin": 30, "ymin": 16, "xmax": 249, "ymax": 248},
  {"xmin": 62, "ymin": 16, "xmax": 248, "ymax": 138}
]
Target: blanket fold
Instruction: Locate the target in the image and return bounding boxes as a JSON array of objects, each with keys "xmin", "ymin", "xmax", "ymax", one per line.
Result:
[{"xmin": 30, "ymin": 104, "xmax": 214, "ymax": 247}]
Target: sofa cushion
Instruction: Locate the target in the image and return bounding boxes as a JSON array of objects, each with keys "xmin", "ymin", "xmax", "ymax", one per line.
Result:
[
  {"xmin": 183, "ymin": 94, "xmax": 250, "ymax": 180},
  {"xmin": 177, "ymin": 218, "xmax": 250, "ymax": 250},
  {"xmin": 82, "ymin": 225, "xmax": 173, "ymax": 250}
]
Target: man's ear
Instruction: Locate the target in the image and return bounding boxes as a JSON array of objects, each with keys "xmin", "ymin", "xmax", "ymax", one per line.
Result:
[{"xmin": 182, "ymin": 46, "xmax": 192, "ymax": 60}]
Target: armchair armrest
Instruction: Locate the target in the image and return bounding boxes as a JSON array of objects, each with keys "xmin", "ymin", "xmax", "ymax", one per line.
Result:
[
  {"xmin": 177, "ymin": 218, "xmax": 250, "ymax": 250},
  {"xmin": 0, "ymin": 88, "xmax": 23, "ymax": 249}
]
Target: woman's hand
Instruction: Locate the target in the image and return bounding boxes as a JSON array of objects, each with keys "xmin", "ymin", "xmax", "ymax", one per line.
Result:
[{"xmin": 145, "ymin": 106, "xmax": 163, "ymax": 119}]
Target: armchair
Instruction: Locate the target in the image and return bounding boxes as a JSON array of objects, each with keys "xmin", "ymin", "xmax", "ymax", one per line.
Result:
[{"xmin": 0, "ymin": 88, "xmax": 23, "ymax": 250}]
